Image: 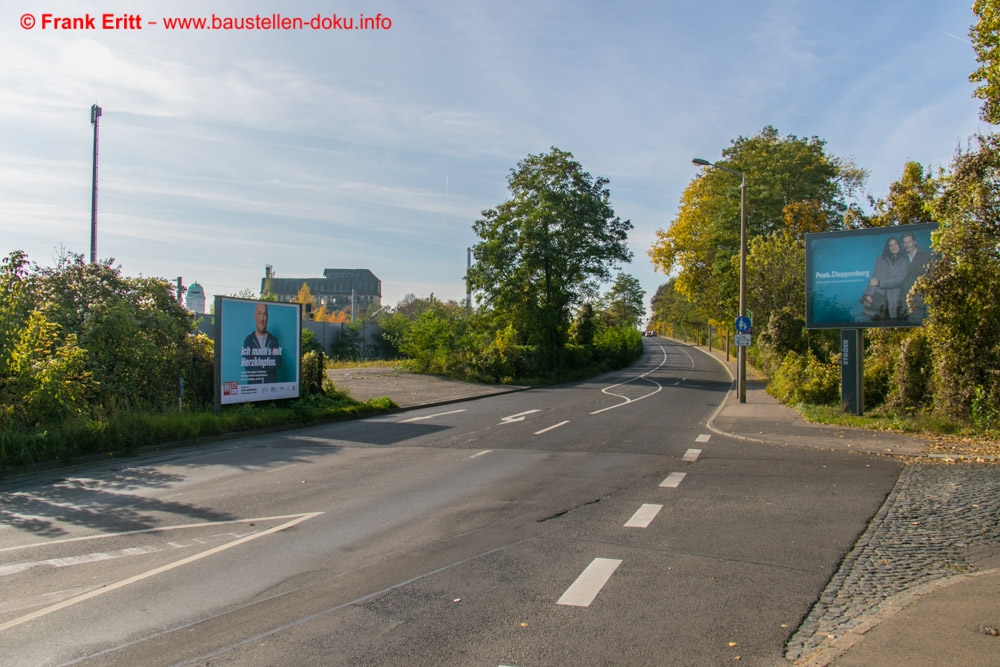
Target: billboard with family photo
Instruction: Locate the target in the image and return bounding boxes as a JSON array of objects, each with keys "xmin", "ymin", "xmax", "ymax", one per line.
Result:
[
  {"xmin": 805, "ymin": 223, "xmax": 937, "ymax": 329},
  {"xmin": 215, "ymin": 297, "xmax": 302, "ymax": 405}
]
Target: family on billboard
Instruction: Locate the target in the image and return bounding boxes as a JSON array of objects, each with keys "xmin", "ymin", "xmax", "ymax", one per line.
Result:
[
  {"xmin": 858, "ymin": 230, "xmax": 933, "ymax": 323},
  {"xmin": 805, "ymin": 222, "xmax": 937, "ymax": 330}
]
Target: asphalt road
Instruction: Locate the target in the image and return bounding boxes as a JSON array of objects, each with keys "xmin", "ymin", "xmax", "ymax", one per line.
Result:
[{"xmin": 0, "ymin": 340, "xmax": 902, "ymax": 666}]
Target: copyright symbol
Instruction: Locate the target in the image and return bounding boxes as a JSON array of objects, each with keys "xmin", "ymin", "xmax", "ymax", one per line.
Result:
[{"xmin": 21, "ymin": 13, "xmax": 35, "ymax": 29}]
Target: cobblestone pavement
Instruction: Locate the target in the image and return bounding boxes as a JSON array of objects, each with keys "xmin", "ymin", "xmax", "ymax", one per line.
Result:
[{"xmin": 786, "ymin": 461, "xmax": 1000, "ymax": 664}]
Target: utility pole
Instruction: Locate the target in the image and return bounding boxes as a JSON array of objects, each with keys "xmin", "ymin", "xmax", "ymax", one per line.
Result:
[
  {"xmin": 466, "ymin": 247, "xmax": 473, "ymax": 312},
  {"xmin": 90, "ymin": 104, "xmax": 102, "ymax": 263}
]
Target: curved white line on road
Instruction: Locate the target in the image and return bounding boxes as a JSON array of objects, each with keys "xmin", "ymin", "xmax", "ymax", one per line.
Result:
[
  {"xmin": 590, "ymin": 343, "xmax": 669, "ymax": 414},
  {"xmin": 0, "ymin": 512, "xmax": 323, "ymax": 632}
]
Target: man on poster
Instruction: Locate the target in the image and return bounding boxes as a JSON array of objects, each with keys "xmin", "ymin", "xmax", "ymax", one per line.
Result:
[
  {"xmin": 900, "ymin": 231, "xmax": 933, "ymax": 323},
  {"xmin": 241, "ymin": 302, "xmax": 283, "ymax": 384}
]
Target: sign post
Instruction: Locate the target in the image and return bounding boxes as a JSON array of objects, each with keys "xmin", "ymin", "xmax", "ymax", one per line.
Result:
[{"xmin": 841, "ymin": 329, "xmax": 864, "ymax": 415}]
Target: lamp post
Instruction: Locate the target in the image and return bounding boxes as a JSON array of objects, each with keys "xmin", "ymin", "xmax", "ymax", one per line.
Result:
[
  {"xmin": 90, "ymin": 104, "xmax": 102, "ymax": 264},
  {"xmin": 692, "ymin": 158, "xmax": 747, "ymax": 403}
]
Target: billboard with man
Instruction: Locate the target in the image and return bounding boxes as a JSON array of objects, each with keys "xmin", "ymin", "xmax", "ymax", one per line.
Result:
[
  {"xmin": 215, "ymin": 297, "xmax": 302, "ymax": 405},
  {"xmin": 805, "ymin": 223, "xmax": 937, "ymax": 329}
]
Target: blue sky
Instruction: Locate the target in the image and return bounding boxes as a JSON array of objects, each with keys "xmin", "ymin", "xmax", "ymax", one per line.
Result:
[{"xmin": 0, "ymin": 0, "xmax": 987, "ymax": 313}]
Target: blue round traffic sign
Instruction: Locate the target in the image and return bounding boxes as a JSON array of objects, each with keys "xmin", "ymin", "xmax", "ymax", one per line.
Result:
[{"xmin": 735, "ymin": 316, "xmax": 752, "ymax": 333}]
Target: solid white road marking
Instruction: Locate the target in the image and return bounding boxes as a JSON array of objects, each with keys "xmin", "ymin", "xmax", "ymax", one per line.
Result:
[
  {"xmin": 696, "ymin": 434, "xmax": 711, "ymax": 443},
  {"xmin": 499, "ymin": 410, "xmax": 540, "ymax": 424},
  {"xmin": 557, "ymin": 558, "xmax": 623, "ymax": 607},
  {"xmin": 534, "ymin": 420, "xmax": 569, "ymax": 435},
  {"xmin": 0, "ymin": 512, "xmax": 323, "ymax": 632},
  {"xmin": 683, "ymin": 449, "xmax": 702, "ymax": 462},
  {"xmin": 266, "ymin": 464, "xmax": 300, "ymax": 473},
  {"xmin": 466, "ymin": 450, "xmax": 492, "ymax": 459},
  {"xmin": 624, "ymin": 504, "xmax": 663, "ymax": 528},
  {"xmin": 286, "ymin": 435, "xmax": 341, "ymax": 445},
  {"xmin": 0, "ymin": 534, "xmax": 254, "ymax": 578},
  {"xmin": 591, "ymin": 344, "xmax": 668, "ymax": 415},
  {"xmin": 660, "ymin": 472, "xmax": 687, "ymax": 488},
  {"xmin": 0, "ymin": 514, "xmax": 320, "ymax": 554},
  {"xmin": 400, "ymin": 409, "xmax": 467, "ymax": 423}
]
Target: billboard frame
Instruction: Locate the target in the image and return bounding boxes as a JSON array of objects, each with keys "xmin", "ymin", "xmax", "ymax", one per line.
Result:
[
  {"xmin": 805, "ymin": 222, "xmax": 937, "ymax": 330},
  {"xmin": 214, "ymin": 296, "xmax": 303, "ymax": 409}
]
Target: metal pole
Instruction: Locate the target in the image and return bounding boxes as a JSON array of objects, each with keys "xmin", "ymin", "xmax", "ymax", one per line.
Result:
[
  {"xmin": 738, "ymin": 177, "xmax": 747, "ymax": 403},
  {"xmin": 90, "ymin": 104, "xmax": 102, "ymax": 263},
  {"xmin": 466, "ymin": 247, "xmax": 473, "ymax": 312}
]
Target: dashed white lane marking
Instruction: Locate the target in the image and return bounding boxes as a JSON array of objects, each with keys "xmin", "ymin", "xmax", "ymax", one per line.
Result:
[
  {"xmin": 0, "ymin": 513, "xmax": 323, "ymax": 632},
  {"xmin": 624, "ymin": 504, "xmax": 663, "ymax": 528},
  {"xmin": 660, "ymin": 472, "xmax": 687, "ymax": 488},
  {"xmin": 534, "ymin": 420, "xmax": 569, "ymax": 435},
  {"xmin": 400, "ymin": 409, "xmax": 467, "ymax": 423},
  {"xmin": 466, "ymin": 450, "xmax": 492, "ymax": 459},
  {"xmin": 499, "ymin": 410, "xmax": 540, "ymax": 424},
  {"xmin": 683, "ymin": 448, "xmax": 702, "ymax": 462},
  {"xmin": 696, "ymin": 434, "xmax": 711, "ymax": 443},
  {"xmin": 557, "ymin": 558, "xmax": 623, "ymax": 607}
]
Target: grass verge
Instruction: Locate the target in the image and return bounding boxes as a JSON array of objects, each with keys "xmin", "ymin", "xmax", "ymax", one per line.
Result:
[
  {"xmin": 795, "ymin": 403, "xmax": 1000, "ymax": 459},
  {"xmin": 0, "ymin": 391, "xmax": 397, "ymax": 475}
]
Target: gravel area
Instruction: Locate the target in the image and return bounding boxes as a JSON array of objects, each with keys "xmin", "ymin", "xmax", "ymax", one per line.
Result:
[
  {"xmin": 326, "ymin": 366, "xmax": 524, "ymax": 408},
  {"xmin": 787, "ymin": 461, "xmax": 1000, "ymax": 663}
]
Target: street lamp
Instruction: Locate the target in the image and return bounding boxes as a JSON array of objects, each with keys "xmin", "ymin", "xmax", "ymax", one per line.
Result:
[{"xmin": 692, "ymin": 158, "xmax": 747, "ymax": 403}]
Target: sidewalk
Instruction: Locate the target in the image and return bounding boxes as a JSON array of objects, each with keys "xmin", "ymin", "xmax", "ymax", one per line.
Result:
[
  {"xmin": 329, "ymin": 348, "xmax": 1000, "ymax": 667},
  {"xmin": 691, "ymin": 343, "xmax": 929, "ymax": 457},
  {"xmin": 670, "ymin": 340, "xmax": 1000, "ymax": 667}
]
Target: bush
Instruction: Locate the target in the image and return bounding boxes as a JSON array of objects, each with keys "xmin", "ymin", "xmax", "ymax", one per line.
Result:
[
  {"xmin": 594, "ymin": 326, "xmax": 643, "ymax": 368},
  {"xmin": 886, "ymin": 330, "xmax": 933, "ymax": 413},
  {"xmin": 769, "ymin": 350, "xmax": 840, "ymax": 405}
]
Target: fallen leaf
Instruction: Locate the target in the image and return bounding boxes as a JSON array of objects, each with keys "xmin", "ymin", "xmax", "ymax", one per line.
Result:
[{"xmin": 729, "ymin": 642, "xmax": 738, "ymax": 647}]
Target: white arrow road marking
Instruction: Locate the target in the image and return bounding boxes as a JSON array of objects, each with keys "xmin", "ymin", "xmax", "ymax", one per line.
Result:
[
  {"xmin": 557, "ymin": 558, "xmax": 623, "ymax": 607},
  {"xmin": 400, "ymin": 409, "xmax": 467, "ymax": 423},
  {"xmin": 0, "ymin": 512, "xmax": 323, "ymax": 632},
  {"xmin": 683, "ymin": 448, "xmax": 702, "ymax": 462},
  {"xmin": 534, "ymin": 420, "xmax": 569, "ymax": 435},
  {"xmin": 499, "ymin": 410, "xmax": 540, "ymax": 424},
  {"xmin": 660, "ymin": 472, "xmax": 687, "ymax": 488},
  {"xmin": 624, "ymin": 504, "xmax": 663, "ymax": 528}
]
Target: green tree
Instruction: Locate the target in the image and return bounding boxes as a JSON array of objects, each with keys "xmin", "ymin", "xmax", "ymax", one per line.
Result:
[
  {"xmin": 970, "ymin": 0, "xmax": 1000, "ymax": 124},
  {"xmin": 924, "ymin": 133, "xmax": 1000, "ymax": 423},
  {"xmin": 648, "ymin": 279, "xmax": 706, "ymax": 339},
  {"xmin": 468, "ymin": 147, "xmax": 633, "ymax": 367},
  {"xmin": 13, "ymin": 253, "xmax": 210, "ymax": 413},
  {"xmin": 649, "ymin": 126, "xmax": 866, "ymax": 322},
  {"xmin": 868, "ymin": 161, "xmax": 939, "ymax": 228},
  {"xmin": 570, "ymin": 303, "xmax": 597, "ymax": 345},
  {"xmin": 744, "ymin": 232, "xmax": 805, "ymax": 327},
  {"xmin": 602, "ymin": 273, "xmax": 646, "ymax": 328}
]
